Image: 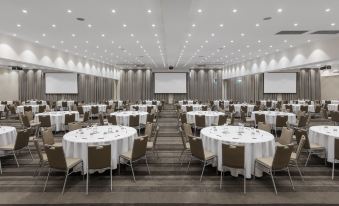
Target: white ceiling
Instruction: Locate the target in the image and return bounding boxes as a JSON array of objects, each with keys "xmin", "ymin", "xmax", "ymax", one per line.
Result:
[{"xmin": 0, "ymin": 0, "xmax": 339, "ymax": 71}]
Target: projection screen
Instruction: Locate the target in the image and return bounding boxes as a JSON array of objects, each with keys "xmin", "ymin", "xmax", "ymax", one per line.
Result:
[
  {"xmin": 45, "ymin": 73, "xmax": 78, "ymax": 94},
  {"xmin": 154, "ymin": 73, "xmax": 187, "ymax": 93},
  {"xmin": 264, "ymin": 73, "xmax": 297, "ymax": 93}
]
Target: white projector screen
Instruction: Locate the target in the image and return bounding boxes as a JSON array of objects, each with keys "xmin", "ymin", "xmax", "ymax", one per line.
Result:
[
  {"xmin": 264, "ymin": 73, "xmax": 296, "ymax": 93},
  {"xmin": 154, "ymin": 73, "xmax": 186, "ymax": 93},
  {"xmin": 45, "ymin": 73, "xmax": 78, "ymax": 94}
]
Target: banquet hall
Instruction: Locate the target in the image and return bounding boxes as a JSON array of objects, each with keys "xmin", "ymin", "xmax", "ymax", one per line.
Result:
[{"xmin": 1, "ymin": 0, "xmax": 339, "ymax": 205}]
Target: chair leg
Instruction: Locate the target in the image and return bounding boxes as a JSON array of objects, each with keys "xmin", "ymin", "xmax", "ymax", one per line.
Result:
[
  {"xmin": 0, "ymin": 159, "xmax": 2, "ymax": 174},
  {"xmin": 12, "ymin": 151, "xmax": 19, "ymax": 167},
  {"xmin": 294, "ymin": 162, "xmax": 304, "ymax": 181},
  {"xmin": 27, "ymin": 147, "xmax": 34, "ymax": 161},
  {"xmin": 200, "ymin": 161, "xmax": 206, "ymax": 182},
  {"xmin": 62, "ymin": 170, "xmax": 69, "ymax": 195},
  {"xmin": 324, "ymin": 150, "xmax": 328, "ymax": 166},
  {"xmin": 253, "ymin": 161, "xmax": 256, "ymax": 179},
  {"xmin": 332, "ymin": 161, "xmax": 335, "ymax": 180},
  {"xmin": 244, "ymin": 169, "xmax": 246, "ymax": 194},
  {"xmin": 219, "ymin": 171, "xmax": 223, "ymax": 189},
  {"xmin": 118, "ymin": 156, "xmax": 121, "ymax": 175},
  {"xmin": 287, "ymin": 167, "xmax": 295, "ymax": 191},
  {"xmin": 130, "ymin": 161, "xmax": 136, "ymax": 182},
  {"xmin": 269, "ymin": 170, "xmax": 278, "ymax": 195},
  {"xmin": 43, "ymin": 168, "xmax": 51, "ymax": 192},
  {"xmin": 186, "ymin": 156, "xmax": 192, "ymax": 173},
  {"xmin": 145, "ymin": 155, "xmax": 151, "ymax": 175},
  {"xmin": 110, "ymin": 167, "xmax": 112, "ymax": 192},
  {"xmin": 86, "ymin": 173, "xmax": 89, "ymax": 195},
  {"xmin": 305, "ymin": 151, "xmax": 312, "ymax": 166}
]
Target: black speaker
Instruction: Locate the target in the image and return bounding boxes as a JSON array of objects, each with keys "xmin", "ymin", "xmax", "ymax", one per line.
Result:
[{"xmin": 169, "ymin": 66, "xmax": 174, "ymax": 70}]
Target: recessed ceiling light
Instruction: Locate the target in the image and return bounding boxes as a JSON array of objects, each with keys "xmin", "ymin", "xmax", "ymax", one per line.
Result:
[
  {"xmin": 96, "ymin": 45, "xmax": 99, "ymax": 49},
  {"xmin": 12, "ymin": 33, "xmax": 16, "ymax": 37},
  {"xmin": 42, "ymin": 33, "xmax": 46, "ymax": 37},
  {"xmin": 35, "ymin": 40, "xmax": 39, "ymax": 43},
  {"xmin": 85, "ymin": 40, "xmax": 89, "ymax": 43},
  {"xmin": 67, "ymin": 9, "xmax": 72, "ymax": 13},
  {"xmin": 277, "ymin": 8, "xmax": 283, "ymax": 13},
  {"xmin": 255, "ymin": 23, "xmax": 260, "ymax": 27},
  {"xmin": 101, "ymin": 34, "xmax": 105, "ymax": 37},
  {"xmin": 219, "ymin": 24, "xmax": 224, "ymax": 27},
  {"xmin": 284, "ymin": 39, "xmax": 288, "ymax": 43},
  {"xmin": 192, "ymin": 24, "xmax": 196, "ymax": 27},
  {"xmin": 52, "ymin": 45, "xmax": 55, "ymax": 48},
  {"xmin": 331, "ymin": 23, "xmax": 336, "ymax": 26},
  {"xmin": 307, "ymin": 39, "xmax": 311, "ymax": 43},
  {"xmin": 111, "ymin": 41, "xmax": 114, "ymax": 44},
  {"xmin": 74, "ymin": 45, "xmax": 77, "ymax": 48},
  {"xmin": 240, "ymin": 33, "xmax": 245, "ymax": 36},
  {"xmin": 52, "ymin": 24, "xmax": 56, "ymax": 28},
  {"xmin": 111, "ymin": 9, "xmax": 116, "ymax": 13},
  {"xmin": 269, "ymin": 45, "xmax": 273, "ymax": 48},
  {"xmin": 185, "ymin": 40, "xmax": 189, "ymax": 43},
  {"xmin": 154, "ymin": 33, "xmax": 158, "ymax": 37},
  {"xmin": 152, "ymin": 24, "xmax": 156, "ymax": 27},
  {"xmin": 294, "ymin": 23, "xmax": 298, "ymax": 27},
  {"xmin": 147, "ymin": 9, "xmax": 152, "ymax": 13},
  {"xmin": 188, "ymin": 33, "xmax": 192, "ymax": 37},
  {"xmin": 60, "ymin": 40, "xmax": 64, "ymax": 44},
  {"xmin": 16, "ymin": 24, "xmax": 21, "ymax": 28},
  {"xmin": 211, "ymin": 33, "xmax": 215, "ymax": 37},
  {"xmin": 230, "ymin": 40, "xmax": 234, "ymax": 43},
  {"xmin": 130, "ymin": 33, "xmax": 134, "ymax": 37},
  {"xmin": 197, "ymin": 9, "xmax": 202, "ymax": 13},
  {"xmin": 289, "ymin": 45, "xmax": 293, "ymax": 48},
  {"xmin": 246, "ymin": 45, "xmax": 250, "ymax": 48},
  {"xmin": 123, "ymin": 24, "xmax": 127, "ymax": 28},
  {"xmin": 205, "ymin": 40, "xmax": 208, "ymax": 43},
  {"xmin": 88, "ymin": 24, "xmax": 92, "ymax": 28},
  {"xmin": 325, "ymin": 8, "xmax": 331, "ymax": 12},
  {"xmin": 22, "ymin": 9, "xmax": 27, "ymax": 14},
  {"xmin": 232, "ymin": 9, "xmax": 237, "ymax": 13},
  {"xmin": 72, "ymin": 33, "xmax": 76, "ymax": 37},
  {"xmin": 257, "ymin": 40, "xmax": 261, "ymax": 43}
]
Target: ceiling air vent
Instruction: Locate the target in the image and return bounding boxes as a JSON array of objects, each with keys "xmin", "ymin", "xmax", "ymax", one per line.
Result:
[
  {"xmin": 276, "ymin": 30, "xmax": 308, "ymax": 35},
  {"xmin": 311, "ymin": 30, "xmax": 339, "ymax": 34}
]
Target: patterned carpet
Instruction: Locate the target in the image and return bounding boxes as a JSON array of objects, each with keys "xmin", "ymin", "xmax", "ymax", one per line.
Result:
[{"xmin": 0, "ymin": 105, "xmax": 339, "ymax": 205}]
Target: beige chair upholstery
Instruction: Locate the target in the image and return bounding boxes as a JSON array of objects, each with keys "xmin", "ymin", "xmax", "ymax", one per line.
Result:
[
  {"xmin": 43, "ymin": 145, "xmax": 83, "ymax": 194},
  {"xmin": 187, "ymin": 135, "xmax": 216, "ymax": 181},
  {"xmin": 332, "ymin": 139, "xmax": 339, "ymax": 180},
  {"xmin": 220, "ymin": 144, "xmax": 246, "ymax": 193},
  {"xmin": 107, "ymin": 115, "xmax": 117, "ymax": 125},
  {"xmin": 68, "ymin": 122, "xmax": 82, "ymax": 131},
  {"xmin": 42, "ymin": 128, "xmax": 62, "ymax": 147},
  {"xmin": 33, "ymin": 138, "xmax": 48, "ymax": 177},
  {"xmin": 290, "ymin": 135, "xmax": 306, "ymax": 181},
  {"xmin": 277, "ymin": 127, "xmax": 294, "ymax": 145},
  {"xmin": 258, "ymin": 122, "xmax": 271, "ymax": 133}
]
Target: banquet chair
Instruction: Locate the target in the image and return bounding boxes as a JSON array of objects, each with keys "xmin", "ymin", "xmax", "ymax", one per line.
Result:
[
  {"xmin": 68, "ymin": 122, "xmax": 82, "ymax": 131},
  {"xmin": 255, "ymin": 114, "xmax": 266, "ymax": 127},
  {"xmin": 146, "ymin": 124, "xmax": 159, "ymax": 158},
  {"xmin": 331, "ymin": 111, "xmax": 339, "ymax": 125},
  {"xmin": 178, "ymin": 125, "xmax": 191, "ymax": 165},
  {"xmin": 21, "ymin": 115, "xmax": 40, "ymax": 138},
  {"xmin": 147, "ymin": 106, "xmax": 153, "ymax": 113},
  {"xmin": 228, "ymin": 113, "xmax": 235, "ymax": 125},
  {"xmin": 39, "ymin": 115, "xmax": 53, "ymax": 131},
  {"xmin": 276, "ymin": 127, "xmax": 294, "ymax": 145},
  {"xmin": 332, "ymin": 139, "xmax": 339, "ymax": 180},
  {"xmin": 119, "ymin": 135, "xmax": 150, "ymax": 182},
  {"xmin": 146, "ymin": 113, "xmax": 155, "ymax": 124},
  {"xmin": 220, "ymin": 144, "xmax": 246, "ymax": 193},
  {"xmin": 87, "ymin": 145, "xmax": 112, "ymax": 194},
  {"xmin": 33, "ymin": 138, "xmax": 48, "ymax": 178},
  {"xmin": 293, "ymin": 114, "xmax": 308, "ymax": 130},
  {"xmin": 91, "ymin": 106, "xmax": 99, "ymax": 119},
  {"xmin": 186, "ymin": 135, "xmax": 216, "ymax": 181},
  {"xmin": 241, "ymin": 106, "xmax": 248, "ymax": 116},
  {"xmin": 253, "ymin": 105, "xmax": 260, "ymax": 112},
  {"xmin": 274, "ymin": 115, "xmax": 288, "ymax": 137},
  {"xmin": 285, "ymin": 105, "xmax": 293, "ymax": 112},
  {"xmin": 107, "ymin": 115, "xmax": 117, "ymax": 125},
  {"xmin": 0, "ymin": 130, "xmax": 33, "ymax": 169},
  {"xmin": 258, "ymin": 122, "xmax": 271, "ymax": 133},
  {"xmin": 42, "ymin": 128, "xmax": 62, "ymax": 147},
  {"xmin": 98, "ymin": 113, "xmax": 107, "ymax": 126},
  {"xmin": 254, "ymin": 144, "xmax": 295, "ymax": 194},
  {"xmin": 213, "ymin": 114, "xmax": 228, "ymax": 126},
  {"xmin": 266, "ymin": 101, "xmax": 272, "ymax": 109},
  {"xmin": 132, "ymin": 105, "xmax": 139, "ymax": 111},
  {"xmin": 228, "ymin": 105, "xmax": 235, "ymax": 113},
  {"xmin": 186, "ymin": 106, "xmax": 193, "ymax": 112},
  {"xmin": 201, "ymin": 105, "xmax": 208, "ymax": 111},
  {"xmin": 43, "ymin": 145, "xmax": 83, "ymax": 194},
  {"xmin": 77, "ymin": 106, "xmax": 84, "ymax": 116},
  {"xmin": 183, "ymin": 100, "xmax": 188, "ymax": 105},
  {"xmin": 38, "ymin": 105, "xmax": 46, "ymax": 113},
  {"xmin": 24, "ymin": 106, "xmax": 32, "ymax": 113},
  {"xmin": 300, "ymin": 105, "xmax": 309, "ymax": 113},
  {"xmin": 296, "ymin": 111, "xmax": 306, "ymax": 121},
  {"xmin": 194, "ymin": 115, "xmax": 205, "ymax": 135},
  {"xmin": 65, "ymin": 113, "xmax": 76, "ymax": 131},
  {"xmin": 240, "ymin": 111, "xmax": 254, "ymax": 127},
  {"xmin": 256, "ymin": 101, "xmax": 261, "ymax": 106},
  {"xmin": 129, "ymin": 115, "xmax": 141, "ymax": 134},
  {"xmin": 24, "ymin": 111, "xmax": 34, "ymax": 122},
  {"xmin": 61, "ymin": 101, "xmax": 68, "ymax": 111},
  {"xmin": 180, "ymin": 112, "xmax": 187, "ymax": 125},
  {"xmin": 289, "ymin": 135, "xmax": 306, "ymax": 181}
]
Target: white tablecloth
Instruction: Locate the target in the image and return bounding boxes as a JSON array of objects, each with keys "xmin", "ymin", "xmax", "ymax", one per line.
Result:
[
  {"xmin": 57, "ymin": 101, "xmax": 75, "ymax": 108},
  {"xmin": 187, "ymin": 111, "xmax": 224, "ymax": 126},
  {"xmin": 309, "ymin": 126, "xmax": 339, "ymax": 163},
  {"xmin": 16, "ymin": 105, "xmax": 50, "ymax": 114},
  {"xmin": 0, "ymin": 126, "xmax": 17, "ymax": 155},
  {"xmin": 63, "ymin": 125, "xmax": 137, "ymax": 173},
  {"xmin": 201, "ymin": 126, "xmax": 275, "ymax": 178},
  {"xmin": 142, "ymin": 100, "xmax": 161, "ymax": 106},
  {"xmin": 214, "ymin": 100, "xmax": 230, "ymax": 107},
  {"xmin": 283, "ymin": 104, "xmax": 315, "ymax": 113},
  {"xmin": 82, "ymin": 105, "xmax": 107, "ymax": 113},
  {"xmin": 322, "ymin": 100, "xmax": 339, "ymax": 105},
  {"xmin": 0, "ymin": 105, "xmax": 5, "ymax": 112},
  {"xmin": 181, "ymin": 104, "xmax": 206, "ymax": 112},
  {"xmin": 290, "ymin": 100, "xmax": 314, "ymax": 105},
  {"xmin": 130, "ymin": 105, "xmax": 157, "ymax": 112},
  {"xmin": 260, "ymin": 100, "xmax": 278, "ymax": 107},
  {"xmin": 233, "ymin": 104, "xmax": 255, "ymax": 113},
  {"xmin": 179, "ymin": 100, "xmax": 194, "ymax": 105},
  {"xmin": 109, "ymin": 100, "xmax": 123, "ymax": 107},
  {"xmin": 251, "ymin": 111, "xmax": 296, "ymax": 125},
  {"xmin": 23, "ymin": 100, "xmax": 47, "ymax": 106},
  {"xmin": 34, "ymin": 111, "xmax": 80, "ymax": 131},
  {"xmin": 110, "ymin": 111, "xmax": 148, "ymax": 126},
  {"xmin": 328, "ymin": 104, "xmax": 339, "ymax": 111}
]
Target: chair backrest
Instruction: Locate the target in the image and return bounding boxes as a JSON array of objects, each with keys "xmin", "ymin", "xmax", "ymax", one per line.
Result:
[
  {"xmin": 229, "ymin": 113, "xmax": 235, "ymax": 125},
  {"xmin": 21, "ymin": 115, "xmax": 31, "ymax": 128},
  {"xmin": 294, "ymin": 128, "xmax": 310, "ymax": 149},
  {"xmin": 14, "ymin": 130, "xmax": 30, "ymax": 150},
  {"xmin": 295, "ymin": 135, "xmax": 306, "ymax": 160},
  {"xmin": 222, "ymin": 144, "xmax": 245, "ymax": 169},
  {"xmin": 39, "ymin": 115, "xmax": 51, "ymax": 127},
  {"xmin": 33, "ymin": 138, "xmax": 44, "ymax": 162},
  {"xmin": 335, "ymin": 139, "xmax": 339, "ymax": 160},
  {"xmin": 255, "ymin": 113, "xmax": 265, "ymax": 124},
  {"xmin": 24, "ymin": 111, "xmax": 33, "ymax": 122},
  {"xmin": 131, "ymin": 135, "xmax": 148, "ymax": 160},
  {"xmin": 147, "ymin": 106, "xmax": 153, "ymax": 113},
  {"xmin": 300, "ymin": 105, "xmax": 308, "ymax": 113},
  {"xmin": 218, "ymin": 114, "xmax": 227, "ymax": 125},
  {"xmin": 42, "ymin": 128, "xmax": 55, "ymax": 145},
  {"xmin": 266, "ymin": 101, "xmax": 272, "ymax": 108},
  {"xmin": 91, "ymin": 106, "xmax": 99, "ymax": 114},
  {"xmin": 182, "ymin": 123, "xmax": 193, "ymax": 141},
  {"xmin": 44, "ymin": 145, "xmax": 67, "ymax": 170},
  {"xmin": 144, "ymin": 123, "xmax": 153, "ymax": 139},
  {"xmin": 258, "ymin": 122, "xmax": 271, "ymax": 133},
  {"xmin": 296, "ymin": 111, "xmax": 305, "ymax": 121},
  {"xmin": 278, "ymin": 127, "xmax": 294, "ymax": 145},
  {"xmin": 24, "ymin": 106, "xmax": 32, "ymax": 112},
  {"xmin": 65, "ymin": 113, "xmax": 75, "ymax": 125},
  {"xmin": 332, "ymin": 111, "xmax": 339, "ymax": 122},
  {"xmin": 315, "ymin": 105, "xmax": 321, "ymax": 113},
  {"xmin": 62, "ymin": 101, "xmax": 68, "ymax": 108},
  {"xmin": 201, "ymin": 105, "xmax": 208, "ymax": 111},
  {"xmin": 276, "ymin": 115, "xmax": 288, "ymax": 127},
  {"xmin": 153, "ymin": 126, "xmax": 159, "ymax": 147},
  {"xmin": 99, "ymin": 113, "xmax": 105, "ymax": 126},
  {"xmin": 186, "ymin": 106, "xmax": 193, "ymax": 112},
  {"xmin": 147, "ymin": 113, "xmax": 155, "ymax": 123},
  {"xmin": 195, "ymin": 115, "xmax": 206, "ymax": 127},
  {"xmin": 179, "ymin": 127, "xmax": 188, "ymax": 149},
  {"xmin": 187, "ymin": 135, "xmax": 205, "ymax": 160},
  {"xmin": 129, "ymin": 115, "xmax": 140, "ymax": 127},
  {"xmin": 108, "ymin": 115, "xmax": 117, "ymax": 125},
  {"xmin": 180, "ymin": 113, "xmax": 187, "ymax": 124},
  {"xmin": 272, "ymin": 144, "xmax": 294, "ymax": 170},
  {"xmin": 68, "ymin": 122, "xmax": 82, "ymax": 131},
  {"xmin": 297, "ymin": 115, "xmax": 308, "ymax": 127},
  {"xmin": 88, "ymin": 145, "xmax": 111, "ymax": 169},
  {"xmin": 39, "ymin": 105, "xmax": 46, "ymax": 113},
  {"xmin": 229, "ymin": 105, "xmax": 235, "ymax": 113},
  {"xmin": 253, "ymin": 105, "xmax": 260, "ymax": 111},
  {"xmin": 241, "ymin": 106, "xmax": 248, "ymax": 113},
  {"xmin": 83, "ymin": 111, "xmax": 90, "ymax": 122},
  {"xmin": 77, "ymin": 106, "xmax": 84, "ymax": 114}
]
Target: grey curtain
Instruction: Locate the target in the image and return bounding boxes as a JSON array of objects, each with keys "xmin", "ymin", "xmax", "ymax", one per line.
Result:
[
  {"xmin": 18, "ymin": 69, "xmax": 117, "ymax": 103},
  {"xmin": 119, "ymin": 69, "xmax": 152, "ymax": 101},
  {"xmin": 225, "ymin": 68, "xmax": 321, "ymax": 101}
]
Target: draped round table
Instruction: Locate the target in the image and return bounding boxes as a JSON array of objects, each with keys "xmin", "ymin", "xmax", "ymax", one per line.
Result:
[
  {"xmin": 56, "ymin": 101, "xmax": 75, "ymax": 108},
  {"xmin": 63, "ymin": 125, "xmax": 137, "ymax": 173},
  {"xmin": 0, "ymin": 126, "xmax": 17, "ymax": 155},
  {"xmin": 0, "ymin": 105, "xmax": 5, "ymax": 112},
  {"xmin": 143, "ymin": 100, "xmax": 161, "ymax": 106},
  {"xmin": 201, "ymin": 126, "xmax": 275, "ymax": 178},
  {"xmin": 181, "ymin": 104, "xmax": 206, "ymax": 112},
  {"xmin": 328, "ymin": 104, "xmax": 339, "ymax": 111},
  {"xmin": 34, "ymin": 111, "xmax": 80, "ymax": 131},
  {"xmin": 233, "ymin": 104, "xmax": 255, "ymax": 113},
  {"xmin": 82, "ymin": 105, "xmax": 107, "ymax": 113},
  {"xmin": 187, "ymin": 111, "xmax": 224, "ymax": 126},
  {"xmin": 16, "ymin": 105, "xmax": 50, "ymax": 114},
  {"xmin": 309, "ymin": 126, "xmax": 339, "ymax": 163},
  {"xmin": 109, "ymin": 100, "xmax": 123, "ymax": 108},
  {"xmin": 214, "ymin": 100, "xmax": 230, "ymax": 107},
  {"xmin": 250, "ymin": 111, "xmax": 296, "ymax": 125},
  {"xmin": 283, "ymin": 104, "xmax": 315, "ymax": 113},
  {"xmin": 130, "ymin": 104, "xmax": 157, "ymax": 112},
  {"xmin": 22, "ymin": 100, "xmax": 47, "ymax": 105},
  {"xmin": 179, "ymin": 100, "xmax": 195, "ymax": 105},
  {"xmin": 110, "ymin": 111, "xmax": 148, "ymax": 126}
]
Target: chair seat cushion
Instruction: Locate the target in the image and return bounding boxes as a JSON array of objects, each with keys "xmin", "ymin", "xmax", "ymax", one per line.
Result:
[
  {"xmin": 0, "ymin": 144, "xmax": 14, "ymax": 150},
  {"xmin": 120, "ymin": 151, "xmax": 132, "ymax": 160},
  {"xmin": 66, "ymin": 157, "xmax": 82, "ymax": 169},
  {"xmin": 147, "ymin": 142, "xmax": 153, "ymax": 149},
  {"xmin": 290, "ymin": 152, "xmax": 297, "ymax": 160},
  {"xmin": 204, "ymin": 151, "xmax": 215, "ymax": 160},
  {"xmin": 185, "ymin": 143, "xmax": 190, "ymax": 149},
  {"xmin": 256, "ymin": 157, "xmax": 273, "ymax": 167},
  {"xmin": 310, "ymin": 143, "xmax": 325, "ymax": 150}
]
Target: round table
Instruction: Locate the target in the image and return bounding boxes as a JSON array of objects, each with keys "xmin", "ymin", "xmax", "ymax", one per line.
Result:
[
  {"xmin": 16, "ymin": 105, "xmax": 50, "ymax": 114},
  {"xmin": 328, "ymin": 104, "xmax": 339, "ymax": 111},
  {"xmin": 143, "ymin": 100, "xmax": 161, "ymax": 106},
  {"xmin": 233, "ymin": 104, "xmax": 255, "ymax": 113},
  {"xmin": 109, "ymin": 100, "xmax": 123, "ymax": 108},
  {"xmin": 181, "ymin": 104, "xmax": 206, "ymax": 112},
  {"xmin": 130, "ymin": 104, "xmax": 157, "ymax": 112},
  {"xmin": 187, "ymin": 111, "xmax": 224, "ymax": 126},
  {"xmin": 23, "ymin": 100, "xmax": 47, "ymax": 105},
  {"xmin": 201, "ymin": 126, "xmax": 275, "ymax": 178},
  {"xmin": 250, "ymin": 111, "xmax": 296, "ymax": 125},
  {"xmin": 309, "ymin": 126, "xmax": 339, "ymax": 163},
  {"xmin": 0, "ymin": 105, "xmax": 5, "ymax": 112},
  {"xmin": 0, "ymin": 126, "xmax": 17, "ymax": 155},
  {"xmin": 214, "ymin": 100, "xmax": 230, "ymax": 107},
  {"xmin": 179, "ymin": 100, "xmax": 195, "ymax": 105},
  {"xmin": 34, "ymin": 111, "xmax": 80, "ymax": 132},
  {"xmin": 110, "ymin": 111, "xmax": 148, "ymax": 126},
  {"xmin": 82, "ymin": 105, "xmax": 107, "ymax": 113},
  {"xmin": 63, "ymin": 125, "xmax": 137, "ymax": 173},
  {"xmin": 283, "ymin": 104, "xmax": 315, "ymax": 113},
  {"xmin": 57, "ymin": 101, "xmax": 75, "ymax": 108}
]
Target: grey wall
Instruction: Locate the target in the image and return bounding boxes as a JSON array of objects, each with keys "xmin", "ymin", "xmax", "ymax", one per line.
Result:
[
  {"xmin": 0, "ymin": 68, "xmax": 19, "ymax": 100},
  {"xmin": 321, "ymin": 75, "xmax": 339, "ymax": 100}
]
